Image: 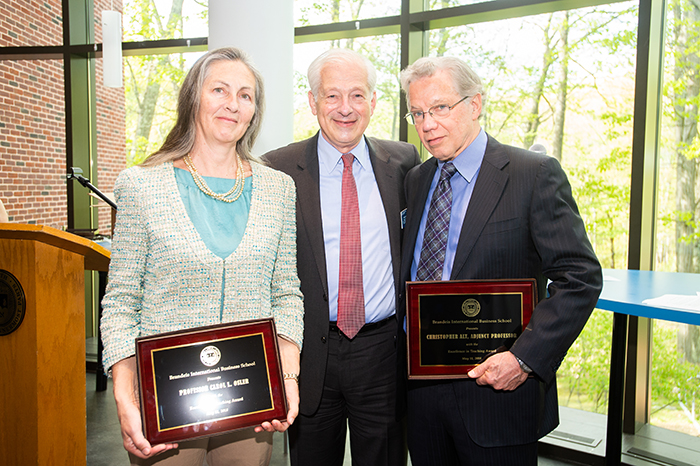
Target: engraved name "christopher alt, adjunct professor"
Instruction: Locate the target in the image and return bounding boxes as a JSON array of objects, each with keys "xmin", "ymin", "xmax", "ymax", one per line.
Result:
[{"xmin": 425, "ymin": 333, "xmax": 519, "ymax": 340}]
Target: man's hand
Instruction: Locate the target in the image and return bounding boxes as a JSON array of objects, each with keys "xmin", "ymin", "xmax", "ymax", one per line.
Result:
[{"xmin": 467, "ymin": 351, "xmax": 528, "ymax": 391}]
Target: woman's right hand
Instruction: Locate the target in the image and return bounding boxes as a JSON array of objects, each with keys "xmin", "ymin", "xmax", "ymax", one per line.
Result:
[{"xmin": 112, "ymin": 357, "xmax": 179, "ymax": 458}]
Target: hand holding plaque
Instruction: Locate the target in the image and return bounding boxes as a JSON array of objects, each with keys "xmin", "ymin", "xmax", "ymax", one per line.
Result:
[
  {"xmin": 406, "ymin": 280, "xmax": 536, "ymax": 379},
  {"xmin": 135, "ymin": 318, "xmax": 288, "ymax": 444},
  {"xmin": 254, "ymin": 337, "xmax": 300, "ymax": 434}
]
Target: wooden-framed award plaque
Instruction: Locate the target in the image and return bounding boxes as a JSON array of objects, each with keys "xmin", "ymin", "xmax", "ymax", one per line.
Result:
[
  {"xmin": 406, "ymin": 279, "xmax": 537, "ymax": 379},
  {"xmin": 135, "ymin": 318, "xmax": 287, "ymax": 444}
]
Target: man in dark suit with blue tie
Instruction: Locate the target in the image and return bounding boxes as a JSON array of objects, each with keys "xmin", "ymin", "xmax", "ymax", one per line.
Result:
[
  {"xmin": 397, "ymin": 56, "xmax": 602, "ymax": 465},
  {"xmin": 264, "ymin": 49, "xmax": 420, "ymax": 465}
]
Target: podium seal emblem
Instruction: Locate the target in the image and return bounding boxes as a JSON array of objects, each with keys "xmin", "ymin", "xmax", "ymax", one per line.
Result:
[{"xmin": 0, "ymin": 269, "xmax": 26, "ymax": 336}]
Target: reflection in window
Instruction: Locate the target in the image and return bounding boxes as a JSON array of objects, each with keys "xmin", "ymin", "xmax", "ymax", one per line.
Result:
[
  {"xmin": 295, "ymin": 0, "xmax": 400, "ymax": 27},
  {"xmin": 293, "ymin": 35, "xmax": 402, "ymax": 142},
  {"xmin": 652, "ymin": 0, "xmax": 700, "ymax": 437},
  {"xmin": 423, "ymin": 2, "xmax": 638, "ymax": 415}
]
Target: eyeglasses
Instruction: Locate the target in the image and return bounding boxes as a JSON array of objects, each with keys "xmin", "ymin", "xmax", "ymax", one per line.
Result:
[{"xmin": 404, "ymin": 95, "xmax": 472, "ymax": 125}]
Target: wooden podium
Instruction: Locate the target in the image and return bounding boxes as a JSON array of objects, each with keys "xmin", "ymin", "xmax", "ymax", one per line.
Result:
[{"xmin": 0, "ymin": 224, "xmax": 110, "ymax": 466}]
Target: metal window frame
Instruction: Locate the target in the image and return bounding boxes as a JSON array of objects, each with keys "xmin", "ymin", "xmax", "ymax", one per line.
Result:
[{"xmin": 0, "ymin": 0, "xmax": 668, "ymax": 458}]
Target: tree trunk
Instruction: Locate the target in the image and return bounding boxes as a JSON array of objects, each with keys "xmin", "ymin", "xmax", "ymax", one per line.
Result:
[
  {"xmin": 672, "ymin": 0, "xmax": 700, "ymax": 364},
  {"xmin": 523, "ymin": 14, "xmax": 554, "ymax": 150},
  {"xmin": 127, "ymin": 0, "xmax": 185, "ymax": 164},
  {"xmin": 551, "ymin": 11, "xmax": 569, "ymax": 162}
]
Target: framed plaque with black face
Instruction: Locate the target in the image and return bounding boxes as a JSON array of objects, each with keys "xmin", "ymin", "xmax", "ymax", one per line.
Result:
[
  {"xmin": 406, "ymin": 280, "xmax": 537, "ymax": 379},
  {"xmin": 136, "ymin": 318, "xmax": 287, "ymax": 444}
]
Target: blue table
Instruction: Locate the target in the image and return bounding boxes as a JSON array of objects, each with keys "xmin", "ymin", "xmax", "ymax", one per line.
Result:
[
  {"xmin": 596, "ymin": 269, "xmax": 700, "ymax": 465},
  {"xmin": 599, "ymin": 269, "xmax": 700, "ymax": 325}
]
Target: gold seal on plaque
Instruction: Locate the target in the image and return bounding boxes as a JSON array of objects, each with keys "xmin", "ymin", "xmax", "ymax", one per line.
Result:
[
  {"xmin": 0, "ymin": 269, "xmax": 26, "ymax": 336},
  {"xmin": 200, "ymin": 345, "xmax": 222, "ymax": 367},
  {"xmin": 462, "ymin": 298, "xmax": 480, "ymax": 318}
]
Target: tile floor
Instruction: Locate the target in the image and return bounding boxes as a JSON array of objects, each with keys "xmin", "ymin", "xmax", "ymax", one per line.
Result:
[{"xmin": 86, "ymin": 372, "xmax": 577, "ymax": 465}]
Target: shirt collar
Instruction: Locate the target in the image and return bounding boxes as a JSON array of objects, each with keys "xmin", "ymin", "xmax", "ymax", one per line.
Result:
[
  {"xmin": 438, "ymin": 128, "xmax": 486, "ymax": 183},
  {"xmin": 317, "ymin": 131, "xmax": 370, "ymax": 175}
]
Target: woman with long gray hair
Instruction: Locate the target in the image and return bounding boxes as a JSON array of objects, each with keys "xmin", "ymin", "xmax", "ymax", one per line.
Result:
[{"xmin": 101, "ymin": 47, "xmax": 303, "ymax": 466}]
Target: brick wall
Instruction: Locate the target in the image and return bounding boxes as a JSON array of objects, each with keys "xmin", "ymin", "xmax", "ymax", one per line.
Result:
[
  {"xmin": 0, "ymin": 1, "xmax": 66, "ymax": 227},
  {"xmin": 0, "ymin": 0, "xmax": 126, "ymax": 234},
  {"xmin": 94, "ymin": 0, "xmax": 126, "ymax": 234}
]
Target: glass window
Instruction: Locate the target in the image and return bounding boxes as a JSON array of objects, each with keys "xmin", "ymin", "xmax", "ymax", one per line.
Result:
[
  {"xmin": 424, "ymin": 2, "xmax": 638, "ymax": 415},
  {"xmin": 295, "ymin": 0, "xmax": 400, "ymax": 27},
  {"xmin": 123, "ymin": 0, "xmax": 208, "ymax": 42},
  {"xmin": 428, "ymin": 0, "xmax": 493, "ymax": 10},
  {"xmin": 124, "ymin": 52, "xmax": 205, "ymax": 166},
  {"xmin": 651, "ymin": 0, "xmax": 700, "ymax": 437},
  {"xmin": 294, "ymin": 34, "xmax": 402, "ymax": 142}
]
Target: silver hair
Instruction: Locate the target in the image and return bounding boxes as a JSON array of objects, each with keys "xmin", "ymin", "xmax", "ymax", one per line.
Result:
[
  {"xmin": 142, "ymin": 47, "xmax": 265, "ymax": 166},
  {"xmin": 400, "ymin": 56, "xmax": 484, "ymax": 108},
  {"xmin": 307, "ymin": 48, "xmax": 377, "ymax": 98}
]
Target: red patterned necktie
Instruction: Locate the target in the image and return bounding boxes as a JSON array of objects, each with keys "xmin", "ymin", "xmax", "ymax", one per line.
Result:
[{"xmin": 337, "ymin": 152, "xmax": 365, "ymax": 339}]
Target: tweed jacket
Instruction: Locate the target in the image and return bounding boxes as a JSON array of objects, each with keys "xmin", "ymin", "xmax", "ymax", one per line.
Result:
[{"xmin": 101, "ymin": 161, "xmax": 304, "ymax": 371}]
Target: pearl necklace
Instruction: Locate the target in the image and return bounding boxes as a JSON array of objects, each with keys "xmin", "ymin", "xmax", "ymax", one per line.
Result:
[{"xmin": 183, "ymin": 154, "xmax": 245, "ymax": 203}]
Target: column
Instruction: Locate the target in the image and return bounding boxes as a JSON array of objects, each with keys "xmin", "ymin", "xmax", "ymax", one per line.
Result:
[{"xmin": 209, "ymin": 0, "xmax": 294, "ymax": 156}]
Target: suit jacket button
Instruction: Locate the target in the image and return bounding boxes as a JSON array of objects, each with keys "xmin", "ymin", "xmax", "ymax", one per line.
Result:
[{"xmin": 321, "ymin": 336, "xmax": 327, "ymax": 343}]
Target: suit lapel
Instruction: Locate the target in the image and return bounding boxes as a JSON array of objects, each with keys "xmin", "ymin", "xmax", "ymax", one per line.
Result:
[
  {"xmin": 450, "ymin": 136, "xmax": 509, "ymax": 279},
  {"xmin": 293, "ymin": 133, "xmax": 329, "ymax": 293}
]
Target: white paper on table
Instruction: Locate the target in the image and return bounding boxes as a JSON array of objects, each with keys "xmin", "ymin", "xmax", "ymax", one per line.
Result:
[{"xmin": 642, "ymin": 292, "xmax": 700, "ymax": 311}]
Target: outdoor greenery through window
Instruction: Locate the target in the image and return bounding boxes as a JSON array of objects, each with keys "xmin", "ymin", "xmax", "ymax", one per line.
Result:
[
  {"xmin": 123, "ymin": 0, "xmax": 207, "ymax": 166},
  {"xmin": 425, "ymin": 1, "xmax": 637, "ymax": 418},
  {"xmin": 294, "ymin": 0, "xmax": 400, "ymax": 27},
  {"xmin": 651, "ymin": 0, "xmax": 700, "ymax": 437},
  {"xmin": 123, "ymin": 0, "xmax": 207, "ymax": 42},
  {"xmin": 294, "ymin": 34, "xmax": 402, "ymax": 142},
  {"xmin": 117, "ymin": 0, "xmax": 700, "ymax": 439}
]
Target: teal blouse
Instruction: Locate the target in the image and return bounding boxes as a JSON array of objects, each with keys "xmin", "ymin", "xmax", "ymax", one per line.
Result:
[{"xmin": 174, "ymin": 167, "xmax": 252, "ymax": 259}]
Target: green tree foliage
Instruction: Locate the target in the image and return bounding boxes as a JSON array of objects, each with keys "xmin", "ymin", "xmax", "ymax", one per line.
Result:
[
  {"xmin": 557, "ymin": 309, "xmax": 612, "ymax": 413},
  {"xmin": 123, "ymin": 0, "xmax": 206, "ymax": 167},
  {"xmin": 294, "ymin": 1, "xmax": 402, "ymax": 142},
  {"xmin": 652, "ymin": 321, "xmax": 700, "ymax": 435},
  {"xmin": 654, "ymin": 0, "xmax": 700, "ymax": 434}
]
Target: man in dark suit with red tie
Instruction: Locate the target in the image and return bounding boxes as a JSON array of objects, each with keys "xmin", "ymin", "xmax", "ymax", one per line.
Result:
[
  {"xmin": 264, "ymin": 48, "xmax": 420, "ymax": 466},
  {"xmin": 397, "ymin": 56, "xmax": 602, "ymax": 465}
]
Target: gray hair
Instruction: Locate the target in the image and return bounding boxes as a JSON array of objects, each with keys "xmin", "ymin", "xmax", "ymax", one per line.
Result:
[
  {"xmin": 307, "ymin": 48, "xmax": 377, "ymax": 98},
  {"xmin": 400, "ymin": 56, "xmax": 483, "ymax": 108},
  {"xmin": 142, "ymin": 47, "xmax": 265, "ymax": 166}
]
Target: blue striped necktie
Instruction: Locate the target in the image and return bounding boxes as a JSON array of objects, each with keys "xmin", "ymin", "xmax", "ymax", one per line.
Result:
[{"xmin": 416, "ymin": 162, "xmax": 457, "ymax": 281}]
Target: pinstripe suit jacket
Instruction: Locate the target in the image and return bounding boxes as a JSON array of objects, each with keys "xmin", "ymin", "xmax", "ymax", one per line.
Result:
[
  {"xmin": 399, "ymin": 134, "xmax": 602, "ymax": 447},
  {"xmin": 101, "ymin": 162, "xmax": 304, "ymax": 371}
]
